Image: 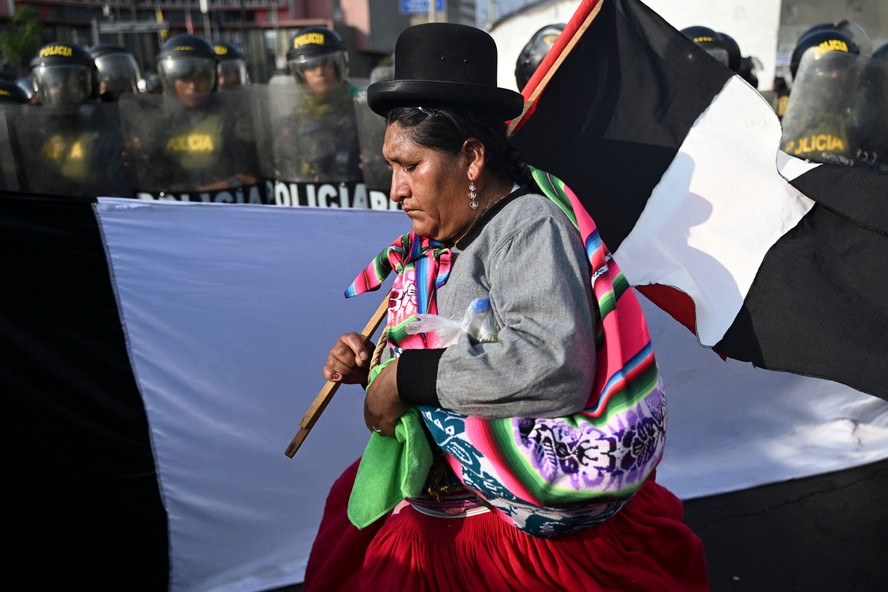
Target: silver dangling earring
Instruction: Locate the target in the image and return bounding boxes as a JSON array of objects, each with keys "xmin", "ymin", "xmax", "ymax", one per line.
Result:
[{"xmin": 469, "ymin": 181, "xmax": 478, "ymax": 210}]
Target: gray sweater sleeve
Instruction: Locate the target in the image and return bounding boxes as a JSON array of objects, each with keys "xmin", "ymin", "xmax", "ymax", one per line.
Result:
[{"xmin": 398, "ymin": 194, "xmax": 598, "ymax": 419}]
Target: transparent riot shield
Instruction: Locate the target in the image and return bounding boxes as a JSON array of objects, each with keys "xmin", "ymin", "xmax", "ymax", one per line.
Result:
[
  {"xmin": 781, "ymin": 51, "xmax": 887, "ymax": 169},
  {"xmin": 119, "ymin": 89, "xmax": 263, "ymax": 201},
  {"xmin": 252, "ymin": 83, "xmax": 395, "ymax": 209},
  {"xmin": 252, "ymin": 83, "xmax": 364, "ymax": 184},
  {"xmin": 0, "ymin": 105, "xmax": 26, "ymax": 191},
  {"xmin": 353, "ymin": 87, "xmax": 391, "ymax": 193},
  {"xmin": 251, "ymin": 84, "xmax": 307, "ymax": 183},
  {"xmin": 8, "ymin": 102, "xmax": 133, "ymax": 197}
]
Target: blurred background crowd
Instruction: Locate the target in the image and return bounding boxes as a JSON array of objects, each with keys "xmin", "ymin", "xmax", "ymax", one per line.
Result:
[{"xmin": 0, "ymin": 0, "xmax": 885, "ymax": 202}]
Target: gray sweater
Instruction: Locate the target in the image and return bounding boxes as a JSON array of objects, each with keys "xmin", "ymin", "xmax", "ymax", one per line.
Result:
[{"xmin": 397, "ymin": 188, "xmax": 598, "ymax": 419}]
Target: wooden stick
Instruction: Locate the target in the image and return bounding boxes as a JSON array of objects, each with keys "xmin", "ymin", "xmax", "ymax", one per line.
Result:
[
  {"xmin": 284, "ymin": 293, "xmax": 390, "ymax": 458},
  {"xmin": 506, "ymin": 0, "xmax": 602, "ymax": 137}
]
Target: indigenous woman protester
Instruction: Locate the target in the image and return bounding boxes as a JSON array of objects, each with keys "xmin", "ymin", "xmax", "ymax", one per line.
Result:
[{"xmin": 305, "ymin": 23, "xmax": 709, "ymax": 591}]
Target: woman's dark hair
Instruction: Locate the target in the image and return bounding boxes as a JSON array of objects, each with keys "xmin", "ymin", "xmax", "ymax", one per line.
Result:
[{"xmin": 386, "ymin": 106, "xmax": 536, "ymax": 188}]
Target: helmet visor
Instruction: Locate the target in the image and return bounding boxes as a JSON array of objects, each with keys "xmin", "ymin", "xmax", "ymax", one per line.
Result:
[
  {"xmin": 32, "ymin": 64, "xmax": 93, "ymax": 107},
  {"xmin": 288, "ymin": 52, "xmax": 347, "ymax": 85},
  {"xmin": 218, "ymin": 59, "xmax": 248, "ymax": 89},
  {"xmin": 158, "ymin": 57, "xmax": 216, "ymax": 96},
  {"xmin": 96, "ymin": 53, "xmax": 141, "ymax": 96}
]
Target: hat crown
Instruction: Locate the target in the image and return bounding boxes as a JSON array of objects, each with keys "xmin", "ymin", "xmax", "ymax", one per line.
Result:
[
  {"xmin": 394, "ymin": 23, "xmax": 497, "ymax": 87},
  {"xmin": 367, "ymin": 23, "xmax": 524, "ymax": 120}
]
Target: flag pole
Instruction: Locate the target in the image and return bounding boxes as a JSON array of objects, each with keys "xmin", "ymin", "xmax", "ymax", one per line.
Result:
[
  {"xmin": 507, "ymin": 0, "xmax": 603, "ymax": 136},
  {"xmin": 284, "ymin": 293, "xmax": 389, "ymax": 458}
]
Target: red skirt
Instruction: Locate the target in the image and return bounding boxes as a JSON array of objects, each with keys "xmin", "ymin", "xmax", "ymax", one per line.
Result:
[{"xmin": 305, "ymin": 458, "xmax": 709, "ymax": 591}]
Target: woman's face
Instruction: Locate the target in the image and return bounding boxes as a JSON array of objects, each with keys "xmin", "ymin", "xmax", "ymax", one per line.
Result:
[{"xmin": 383, "ymin": 121, "xmax": 476, "ymax": 241}]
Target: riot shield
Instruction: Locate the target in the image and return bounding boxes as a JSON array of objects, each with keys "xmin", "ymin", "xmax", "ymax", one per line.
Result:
[
  {"xmin": 0, "ymin": 106, "xmax": 26, "ymax": 191},
  {"xmin": 8, "ymin": 102, "xmax": 133, "ymax": 197},
  {"xmin": 252, "ymin": 84, "xmax": 363, "ymax": 184},
  {"xmin": 781, "ymin": 51, "xmax": 887, "ymax": 169},
  {"xmin": 251, "ymin": 84, "xmax": 395, "ymax": 210},
  {"xmin": 353, "ymin": 87, "xmax": 391, "ymax": 193},
  {"xmin": 119, "ymin": 89, "xmax": 263, "ymax": 201}
]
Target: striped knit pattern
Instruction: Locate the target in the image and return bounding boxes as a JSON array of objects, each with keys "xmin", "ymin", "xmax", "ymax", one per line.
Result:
[
  {"xmin": 346, "ymin": 232, "xmax": 452, "ymax": 349},
  {"xmin": 345, "ymin": 232, "xmax": 451, "ymax": 299}
]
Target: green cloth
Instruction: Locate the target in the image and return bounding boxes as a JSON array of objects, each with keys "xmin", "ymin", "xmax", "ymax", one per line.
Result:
[{"xmin": 347, "ymin": 406, "xmax": 433, "ymax": 529}]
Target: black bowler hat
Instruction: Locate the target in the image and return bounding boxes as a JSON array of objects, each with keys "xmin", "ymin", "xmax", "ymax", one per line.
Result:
[{"xmin": 367, "ymin": 23, "xmax": 524, "ymax": 120}]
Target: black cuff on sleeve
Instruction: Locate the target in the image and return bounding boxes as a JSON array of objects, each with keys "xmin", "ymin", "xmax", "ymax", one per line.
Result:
[{"xmin": 397, "ymin": 349, "xmax": 444, "ymax": 407}]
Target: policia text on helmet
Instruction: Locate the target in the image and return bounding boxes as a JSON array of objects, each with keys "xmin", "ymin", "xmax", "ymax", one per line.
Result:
[{"xmin": 789, "ymin": 28, "xmax": 860, "ymax": 81}]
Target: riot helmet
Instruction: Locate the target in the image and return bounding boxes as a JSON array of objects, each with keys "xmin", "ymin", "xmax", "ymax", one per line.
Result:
[
  {"xmin": 287, "ymin": 27, "xmax": 349, "ymax": 94},
  {"xmin": 14, "ymin": 77, "xmax": 37, "ymax": 101},
  {"xmin": 214, "ymin": 41, "xmax": 249, "ymax": 90},
  {"xmin": 680, "ymin": 26, "xmax": 730, "ymax": 68},
  {"xmin": 140, "ymin": 70, "xmax": 163, "ymax": 94},
  {"xmin": 156, "ymin": 34, "xmax": 218, "ymax": 107},
  {"xmin": 799, "ymin": 20, "xmax": 871, "ymax": 57},
  {"xmin": 790, "ymin": 28, "xmax": 859, "ymax": 79},
  {"xmin": 89, "ymin": 44, "xmax": 141, "ymax": 100},
  {"xmin": 515, "ymin": 23, "xmax": 566, "ymax": 91},
  {"xmin": 29, "ymin": 42, "xmax": 98, "ymax": 108},
  {"xmin": 716, "ymin": 31, "xmax": 742, "ymax": 73},
  {"xmin": 0, "ymin": 80, "xmax": 30, "ymax": 105}
]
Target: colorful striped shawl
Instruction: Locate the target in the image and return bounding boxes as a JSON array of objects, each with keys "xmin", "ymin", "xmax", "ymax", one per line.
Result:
[{"xmin": 346, "ymin": 232, "xmax": 452, "ymax": 349}]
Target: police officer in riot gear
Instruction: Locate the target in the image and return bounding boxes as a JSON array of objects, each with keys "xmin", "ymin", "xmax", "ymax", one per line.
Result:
[
  {"xmin": 30, "ymin": 42, "xmax": 98, "ymax": 108},
  {"xmin": 288, "ymin": 26, "xmax": 352, "ymax": 98},
  {"xmin": 680, "ymin": 26, "xmax": 731, "ymax": 68},
  {"xmin": 780, "ymin": 26, "xmax": 882, "ymax": 168},
  {"xmin": 89, "ymin": 44, "xmax": 141, "ymax": 101},
  {"xmin": 122, "ymin": 34, "xmax": 260, "ymax": 195},
  {"xmin": 774, "ymin": 26, "xmax": 861, "ymax": 120},
  {"xmin": 682, "ymin": 27, "xmax": 763, "ymax": 89},
  {"xmin": 13, "ymin": 42, "xmax": 131, "ymax": 196},
  {"xmin": 214, "ymin": 41, "xmax": 249, "ymax": 90},
  {"xmin": 515, "ymin": 23, "xmax": 566, "ymax": 91},
  {"xmin": 0, "ymin": 80, "xmax": 30, "ymax": 105},
  {"xmin": 284, "ymin": 26, "xmax": 362, "ymax": 182},
  {"xmin": 157, "ymin": 34, "xmax": 218, "ymax": 109},
  {"xmin": 0, "ymin": 81, "xmax": 29, "ymax": 190}
]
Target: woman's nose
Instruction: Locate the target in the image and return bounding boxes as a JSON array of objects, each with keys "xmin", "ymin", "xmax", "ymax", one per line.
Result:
[{"xmin": 390, "ymin": 171, "xmax": 408, "ymax": 202}]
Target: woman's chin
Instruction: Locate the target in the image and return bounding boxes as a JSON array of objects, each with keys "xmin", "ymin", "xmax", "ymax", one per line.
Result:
[{"xmin": 406, "ymin": 216, "xmax": 430, "ymax": 237}]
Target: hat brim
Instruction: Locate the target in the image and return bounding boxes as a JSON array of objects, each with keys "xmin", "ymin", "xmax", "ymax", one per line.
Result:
[{"xmin": 367, "ymin": 79, "xmax": 524, "ymax": 120}]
